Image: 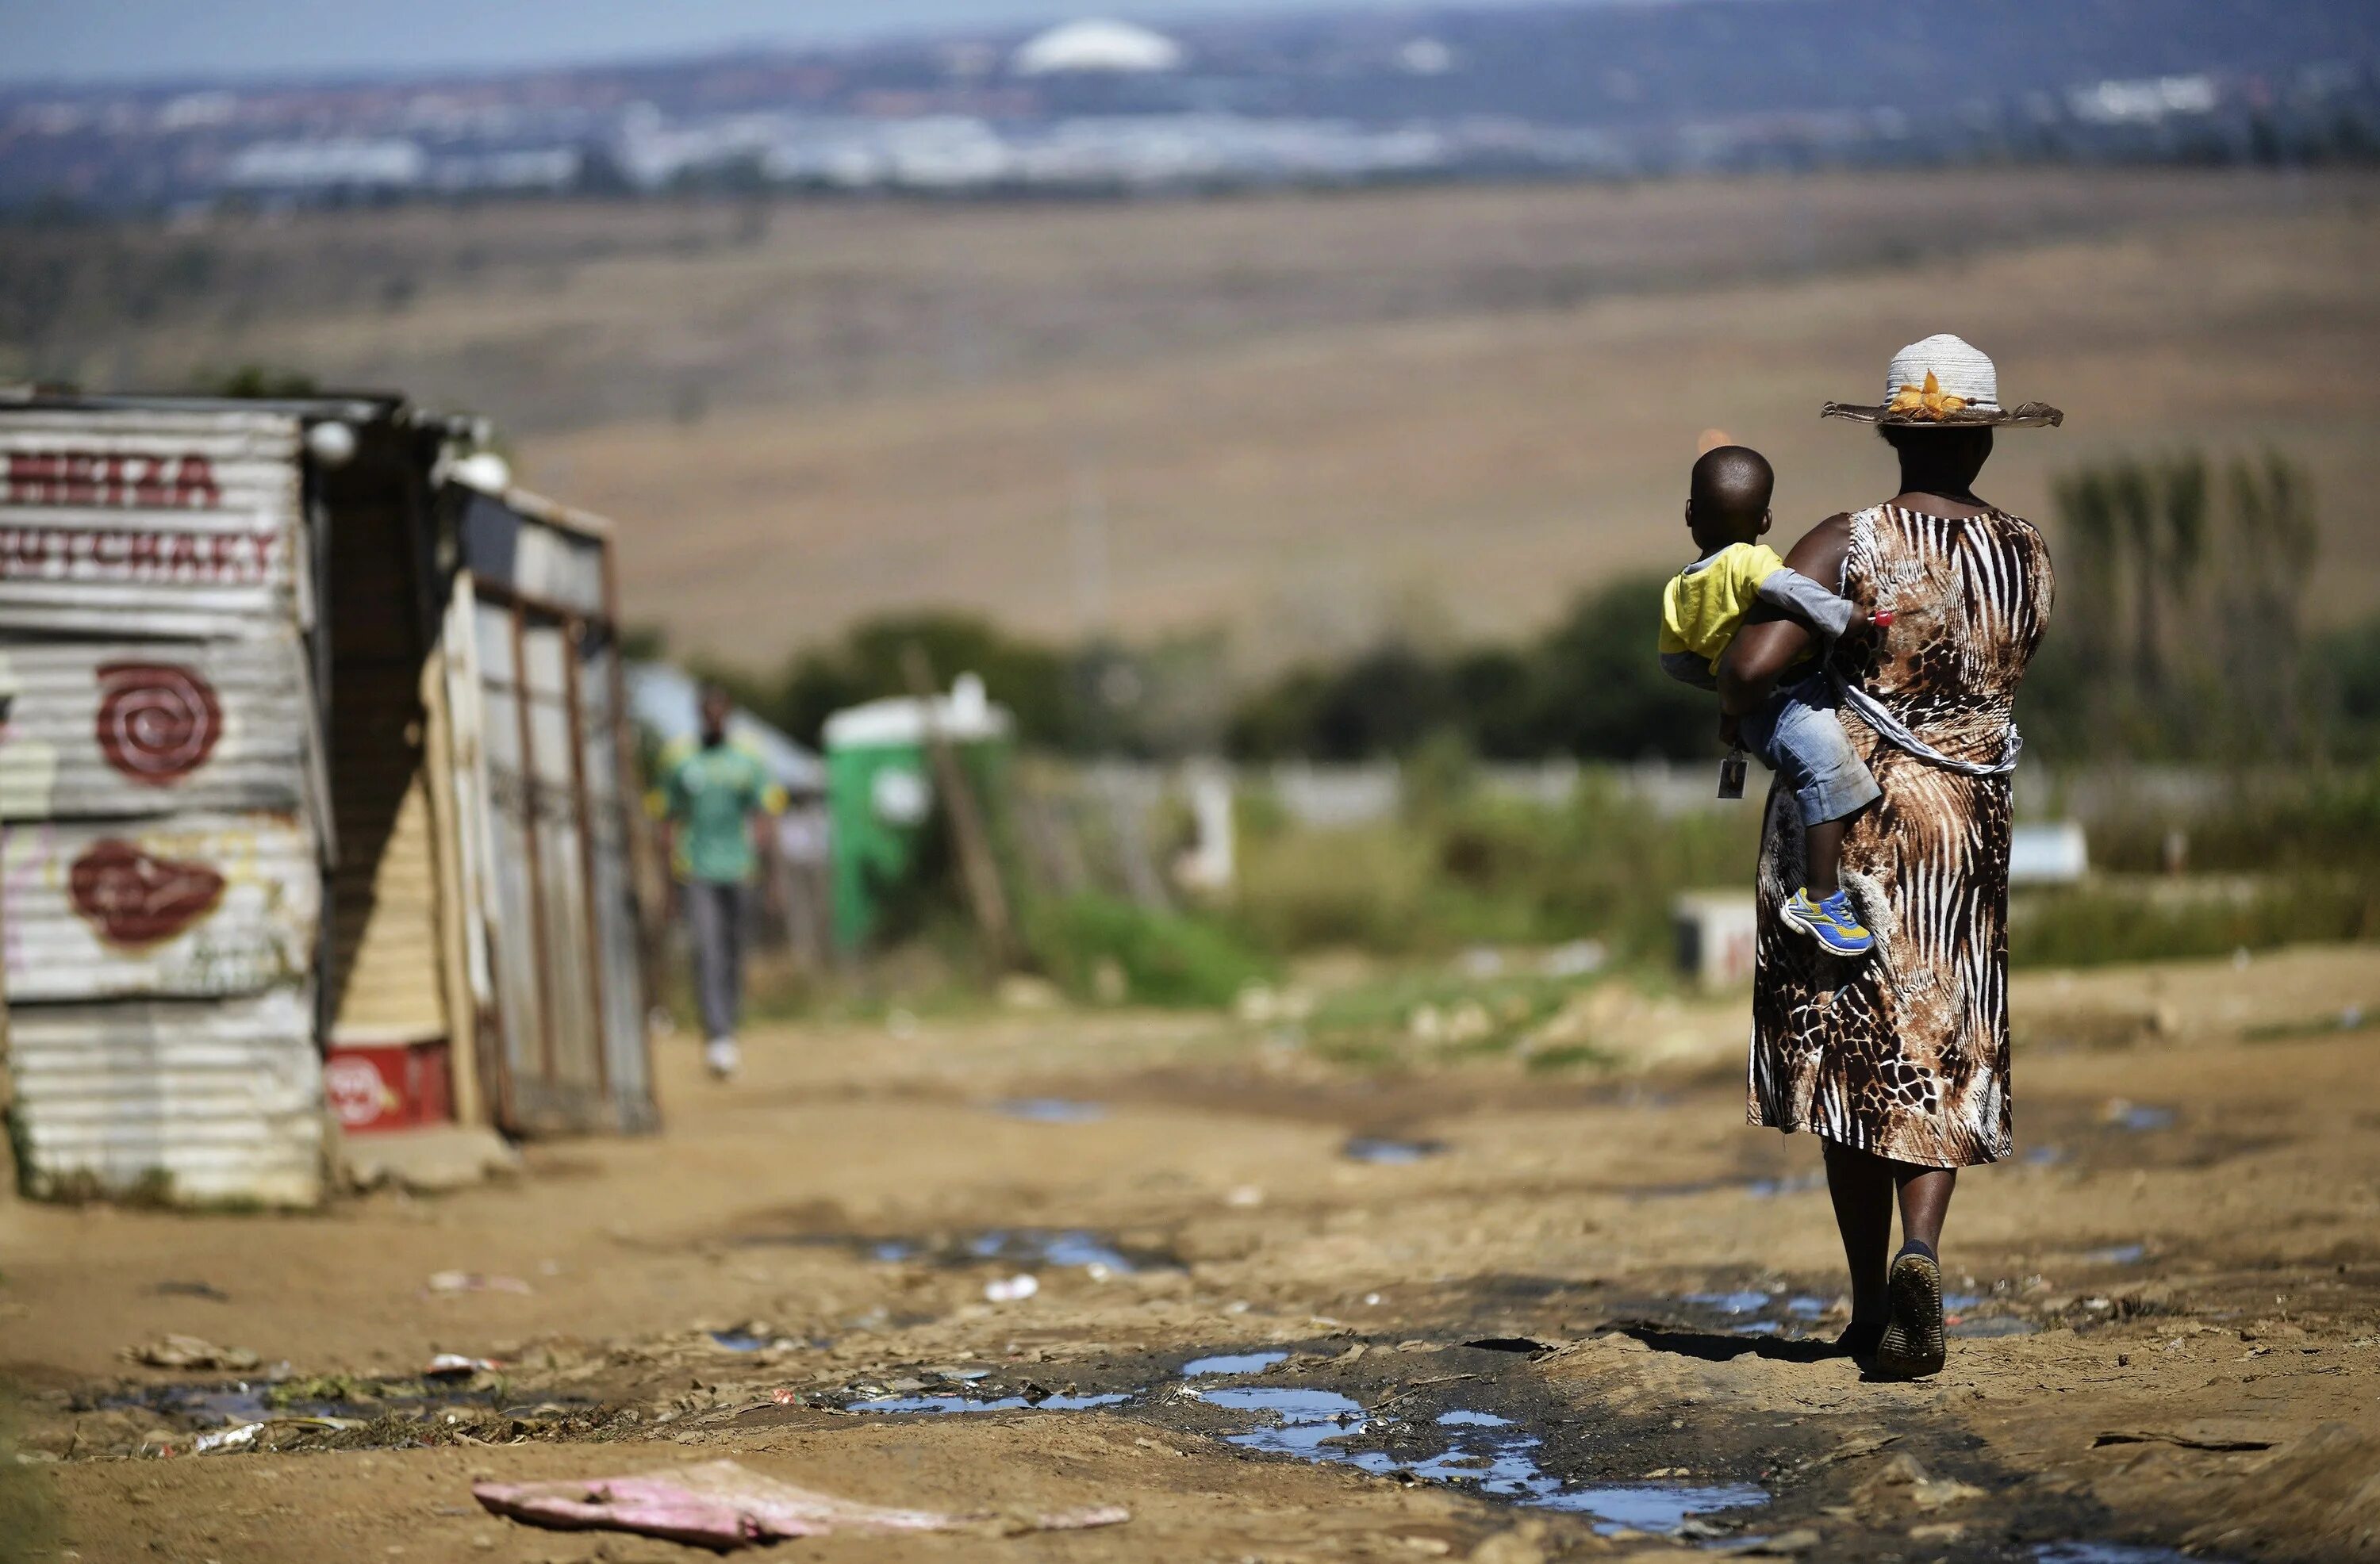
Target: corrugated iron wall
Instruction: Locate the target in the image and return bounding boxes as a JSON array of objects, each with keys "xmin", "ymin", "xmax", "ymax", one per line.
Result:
[
  {"xmin": 0, "ymin": 408, "xmax": 326, "ymax": 1205},
  {"xmin": 7, "ymin": 988, "xmax": 321, "ymax": 1206},
  {"xmin": 0, "ymin": 411, "xmax": 308, "ymax": 639}
]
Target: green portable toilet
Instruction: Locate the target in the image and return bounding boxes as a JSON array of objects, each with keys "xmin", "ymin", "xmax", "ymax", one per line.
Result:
[{"xmin": 823, "ymin": 673, "xmax": 1013, "ymax": 952}]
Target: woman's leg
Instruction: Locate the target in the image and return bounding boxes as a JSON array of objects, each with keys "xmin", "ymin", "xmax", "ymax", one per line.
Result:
[
  {"xmin": 1876, "ymin": 1162, "xmax": 1956, "ymax": 1378},
  {"xmin": 1821, "ymin": 1138, "xmax": 1895, "ymax": 1326},
  {"xmin": 1894, "ymin": 1165, "xmax": 1957, "ymax": 1252}
]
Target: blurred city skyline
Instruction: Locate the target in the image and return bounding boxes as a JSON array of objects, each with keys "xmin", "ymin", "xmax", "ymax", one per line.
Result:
[{"xmin": 1, "ymin": 0, "xmax": 1580, "ymax": 86}]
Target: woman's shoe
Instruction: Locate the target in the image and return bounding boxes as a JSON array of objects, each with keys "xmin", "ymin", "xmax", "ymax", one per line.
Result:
[
  {"xmin": 1874, "ymin": 1244, "xmax": 1947, "ymax": 1378},
  {"xmin": 1836, "ymin": 1318, "xmax": 1887, "ymax": 1368}
]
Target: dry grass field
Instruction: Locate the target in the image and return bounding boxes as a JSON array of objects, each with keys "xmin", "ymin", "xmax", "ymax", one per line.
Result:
[{"xmin": 8, "ymin": 169, "xmax": 2377, "ymax": 664}]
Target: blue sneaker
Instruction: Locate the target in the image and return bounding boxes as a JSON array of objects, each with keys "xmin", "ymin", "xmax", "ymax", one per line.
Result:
[{"xmin": 1783, "ymin": 888, "xmax": 1875, "ymax": 956}]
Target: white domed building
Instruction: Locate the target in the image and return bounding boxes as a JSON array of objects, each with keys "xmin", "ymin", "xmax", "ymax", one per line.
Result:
[{"xmin": 1012, "ymin": 18, "xmax": 1186, "ymax": 76}]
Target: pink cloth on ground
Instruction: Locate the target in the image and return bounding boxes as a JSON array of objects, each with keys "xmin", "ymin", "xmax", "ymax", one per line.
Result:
[{"xmin": 473, "ymin": 1459, "xmax": 1130, "ymax": 1549}]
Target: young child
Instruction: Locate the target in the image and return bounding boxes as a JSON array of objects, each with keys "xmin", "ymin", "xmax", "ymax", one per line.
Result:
[{"xmin": 1658, "ymin": 445, "xmax": 1883, "ymax": 957}]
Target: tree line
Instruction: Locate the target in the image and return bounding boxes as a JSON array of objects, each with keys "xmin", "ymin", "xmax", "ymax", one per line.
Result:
[{"xmin": 678, "ymin": 449, "xmax": 2378, "ymax": 767}]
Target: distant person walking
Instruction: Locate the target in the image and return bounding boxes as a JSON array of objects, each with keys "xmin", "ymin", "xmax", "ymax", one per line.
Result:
[
  {"xmin": 1720, "ymin": 335, "xmax": 2059, "ymax": 1378},
  {"xmin": 659, "ymin": 683, "xmax": 785, "ymax": 1080}
]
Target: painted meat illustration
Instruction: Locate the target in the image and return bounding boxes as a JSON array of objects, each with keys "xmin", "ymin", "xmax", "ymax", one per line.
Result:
[{"xmin": 68, "ymin": 838, "xmax": 226, "ymax": 945}]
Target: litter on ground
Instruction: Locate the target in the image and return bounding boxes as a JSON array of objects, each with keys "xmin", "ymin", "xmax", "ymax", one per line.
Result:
[
  {"xmin": 121, "ymin": 1335, "xmax": 262, "ymax": 1370},
  {"xmin": 425, "ymin": 1271, "xmax": 535, "ymax": 1296},
  {"xmin": 471, "ymin": 1459, "xmax": 1130, "ymax": 1547}
]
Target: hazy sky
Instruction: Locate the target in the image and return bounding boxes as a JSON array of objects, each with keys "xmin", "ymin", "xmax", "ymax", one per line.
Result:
[{"xmin": 0, "ymin": 1, "xmax": 1572, "ymax": 87}]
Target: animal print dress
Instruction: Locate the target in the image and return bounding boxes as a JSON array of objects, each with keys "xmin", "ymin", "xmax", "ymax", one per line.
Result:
[{"xmin": 1748, "ymin": 504, "xmax": 2054, "ymax": 1167}]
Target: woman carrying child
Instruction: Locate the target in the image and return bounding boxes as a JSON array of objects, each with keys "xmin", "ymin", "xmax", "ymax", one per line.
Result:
[{"xmin": 1720, "ymin": 335, "xmax": 2060, "ymax": 1379}]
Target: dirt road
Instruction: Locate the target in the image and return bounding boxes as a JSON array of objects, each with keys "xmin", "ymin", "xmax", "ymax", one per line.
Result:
[{"xmin": 6, "ymin": 945, "xmax": 2377, "ymax": 1562}]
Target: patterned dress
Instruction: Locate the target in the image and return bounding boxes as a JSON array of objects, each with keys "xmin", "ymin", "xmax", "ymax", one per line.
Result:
[{"xmin": 1747, "ymin": 504, "xmax": 2054, "ymax": 1167}]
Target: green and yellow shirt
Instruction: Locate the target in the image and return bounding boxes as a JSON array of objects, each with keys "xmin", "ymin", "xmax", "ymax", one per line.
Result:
[{"xmin": 657, "ymin": 738, "xmax": 785, "ymax": 885}]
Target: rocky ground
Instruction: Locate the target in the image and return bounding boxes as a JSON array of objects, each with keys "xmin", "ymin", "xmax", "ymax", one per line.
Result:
[{"xmin": 4, "ymin": 944, "xmax": 2377, "ymax": 1563}]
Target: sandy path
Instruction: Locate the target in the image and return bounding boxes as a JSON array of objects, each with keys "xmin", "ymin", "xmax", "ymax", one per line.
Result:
[{"xmin": 4, "ymin": 944, "xmax": 2376, "ymax": 1562}]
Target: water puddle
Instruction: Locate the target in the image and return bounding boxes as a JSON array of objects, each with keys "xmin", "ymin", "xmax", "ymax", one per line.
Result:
[
  {"xmin": 1631, "ymin": 1172, "xmax": 1826, "ymax": 1200},
  {"xmin": 1661, "ymin": 1290, "xmax": 1837, "ymax": 1339},
  {"xmin": 2034, "ymin": 1544, "xmax": 2207, "ymax": 1564},
  {"xmin": 2104, "ymin": 1102, "xmax": 2178, "ymax": 1133},
  {"xmin": 708, "ymin": 1330, "xmax": 772, "ymax": 1351},
  {"xmin": 93, "ymin": 1374, "xmax": 604, "ymax": 1452},
  {"xmin": 992, "ymin": 1098, "xmax": 1108, "ymax": 1124},
  {"xmin": 1744, "ymin": 1172, "xmax": 1827, "ymax": 1198},
  {"xmin": 1342, "ymin": 1136, "xmax": 1449, "ymax": 1165},
  {"xmin": 1532, "ymin": 1481, "xmax": 1770, "ymax": 1531},
  {"xmin": 2083, "ymin": 1244, "xmax": 2148, "ymax": 1266},
  {"xmin": 851, "ymin": 1390, "xmax": 1135, "ymax": 1415},
  {"xmin": 753, "ymin": 1227, "xmax": 1177, "ymax": 1275},
  {"xmin": 1198, "ymin": 1386, "xmax": 1368, "ymax": 1455},
  {"xmin": 106, "ymin": 1381, "xmax": 277, "ymax": 1424},
  {"xmin": 1685, "ymin": 1290, "xmax": 1771, "ymax": 1315},
  {"xmin": 1183, "ymin": 1351, "xmax": 1288, "ymax": 1377},
  {"xmin": 1189, "ymin": 1382, "xmax": 1767, "ymax": 1535},
  {"xmin": 1948, "ymin": 1315, "xmax": 2040, "ymax": 1339}
]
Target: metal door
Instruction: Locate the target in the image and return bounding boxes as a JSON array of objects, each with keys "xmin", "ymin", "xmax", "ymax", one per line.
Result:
[{"xmin": 455, "ymin": 581, "xmax": 651, "ymax": 1135}]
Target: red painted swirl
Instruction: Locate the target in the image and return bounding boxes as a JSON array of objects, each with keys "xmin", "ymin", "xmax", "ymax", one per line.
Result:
[{"xmin": 94, "ymin": 661, "xmax": 221, "ymax": 784}]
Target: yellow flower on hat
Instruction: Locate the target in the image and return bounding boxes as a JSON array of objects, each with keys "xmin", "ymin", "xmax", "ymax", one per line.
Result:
[{"xmin": 1887, "ymin": 370, "xmax": 1967, "ymax": 421}]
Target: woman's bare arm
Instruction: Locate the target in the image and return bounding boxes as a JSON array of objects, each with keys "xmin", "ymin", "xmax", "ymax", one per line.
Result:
[{"xmin": 1717, "ymin": 512, "xmax": 1854, "ymax": 716}]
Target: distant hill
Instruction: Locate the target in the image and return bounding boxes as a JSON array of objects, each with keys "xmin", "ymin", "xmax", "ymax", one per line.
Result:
[{"xmin": 3, "ymin": 0, "xmax": 2375, "ymax": 210}]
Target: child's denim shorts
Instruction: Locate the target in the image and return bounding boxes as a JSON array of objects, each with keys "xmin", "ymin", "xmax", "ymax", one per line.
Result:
[{"xmin": 1738, "ymin": 675, "xmax": 1883, "ymax": 826}]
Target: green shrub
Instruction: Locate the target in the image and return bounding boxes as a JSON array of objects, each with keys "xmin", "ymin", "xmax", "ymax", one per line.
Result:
[
  {"xmin": 1025, "ymin": 895, "xmax": 1271, "ymax": 1008},
  {"xmin": 2009, "ymin": 874, "xmax": 2377, "ymax": 967},
  {"xmin": 1234, "ymin": 772, "xmax": 1760, "ymax": 960}
]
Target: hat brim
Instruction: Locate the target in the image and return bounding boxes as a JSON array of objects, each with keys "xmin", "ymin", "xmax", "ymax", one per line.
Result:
[{"xmin": 1822, "ymin": 400, "xmax": 2064, "ymax": 428}]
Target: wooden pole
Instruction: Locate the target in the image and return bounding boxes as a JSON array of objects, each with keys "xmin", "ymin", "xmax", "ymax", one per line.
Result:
[{"xmin": 900, "ymin": 645, "xmax": 1015, "ymax": 965}]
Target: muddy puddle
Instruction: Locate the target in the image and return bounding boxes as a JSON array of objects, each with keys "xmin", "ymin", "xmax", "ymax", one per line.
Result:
[
  {"xmin": 72, "ymin": 1372, "xmax": 612, "ymax": 1458},
  {"xmin": 1676, "ymin": 1289, "xmax": 1834, "ymax": 1337},
  {"xmin": 989, "ymin": 1097, "xmax": 1109, "ymax": 1124},
  {"xmin": 739, "ymin": 1225, "xmax": 1182, "ymax": 1275},
  {"xmin": 1628, "ymin": 1171, "xmax": 1827, "ymax": 1200},
  {"xmin": 827, "ymin": 1342, "xmax": 1782, "ymax": 1540},
  {"xmin": 1342, "ymin": 1136, "xmax": 1449, "ymax": 1165},
  {"xmin": 855, "ymin": 1390, "xmax": 1134, "ymax": 1414},
  {"xmin": 1185, "ymin": 1379, "xmax": 1766, "ymax": 1534}
]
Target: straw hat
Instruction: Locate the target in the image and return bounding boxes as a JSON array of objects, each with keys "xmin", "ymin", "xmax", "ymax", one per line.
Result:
[{"xmin": 1823, "ymin": 333, "xmax": 2063, "ymax": 427}]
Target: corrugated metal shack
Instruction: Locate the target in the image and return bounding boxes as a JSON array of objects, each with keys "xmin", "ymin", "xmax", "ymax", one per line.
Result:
[{"xmin": 0, "ymin": 392, "xmax": 655, "ymax": 1206}]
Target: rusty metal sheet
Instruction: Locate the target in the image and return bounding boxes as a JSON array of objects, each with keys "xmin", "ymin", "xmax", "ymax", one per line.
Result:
[
  {"xmin": 0, "ymin": 408, "xmax": 305, "ymax": 640},
  {"xmin": 2, "ymin": 812, "xmax": 319, "ymax": 1001},
  {"xmin": 0, "ymin": 635, "xmax": 312, "ymax": 821},
  {"xmin": 6, "ymin": 985, "xmax": 322, "ymax": 1206}
]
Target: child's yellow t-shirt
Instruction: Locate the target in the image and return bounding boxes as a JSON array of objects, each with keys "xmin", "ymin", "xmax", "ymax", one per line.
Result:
[{"xmin": 1660, "ymin": 542, "xmax": 1789, "ymax": 673}]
